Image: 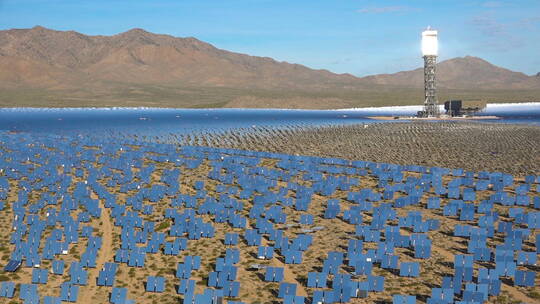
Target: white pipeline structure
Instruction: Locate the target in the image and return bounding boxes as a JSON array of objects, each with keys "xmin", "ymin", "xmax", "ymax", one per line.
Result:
[{"xmin": 421, "ymin": 29, "xmax": 439, "ymax": 117}]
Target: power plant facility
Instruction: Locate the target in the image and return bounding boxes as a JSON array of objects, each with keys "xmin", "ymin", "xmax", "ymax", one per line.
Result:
[
  {"xmin": 444, "ymin": 100, "xmax": 487, "ymax": 116},
  {"xmin": 415, "ymin": 28, "xmax": 487, "ymax": 118},
  {"xmin": 418, "ymin": 28, "xmax": 440, "ymax": 117}
]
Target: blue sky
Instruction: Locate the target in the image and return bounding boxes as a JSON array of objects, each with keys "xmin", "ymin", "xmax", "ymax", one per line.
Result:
[{"xmin": 1, "ymin": 0, "xmax": 539, "ymax": 76}]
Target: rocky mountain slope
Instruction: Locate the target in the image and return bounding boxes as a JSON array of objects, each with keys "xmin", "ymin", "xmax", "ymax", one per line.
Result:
[{"xmin": 0, "ymin": 26, "xmax": 538, "ymax": 108}]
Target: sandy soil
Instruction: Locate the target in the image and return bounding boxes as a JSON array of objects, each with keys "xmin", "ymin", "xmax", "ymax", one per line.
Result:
[
  {"xmin": 0, "ymin": 127, "xmax": 538, "ymax": 304},
  {"xmin": 191, "ymin": 121, "xmax": 540, "ymax": 176},
  {"xmin": 248, "ymin": 221, "xmax": 308, "ymax": 297}
]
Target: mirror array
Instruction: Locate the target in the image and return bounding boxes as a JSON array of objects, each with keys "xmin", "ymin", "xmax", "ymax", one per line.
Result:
[{"xmin": 0, "ymin": 132, "xmax": 538, "ymax": 304}]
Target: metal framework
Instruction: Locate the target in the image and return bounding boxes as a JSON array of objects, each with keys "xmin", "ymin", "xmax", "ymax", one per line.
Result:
[{"xmin": 423, "ymin": 55, "xmax": 439, "ymax": 117}]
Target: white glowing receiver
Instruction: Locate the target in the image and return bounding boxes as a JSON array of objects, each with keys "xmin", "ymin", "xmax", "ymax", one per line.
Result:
[{"xmin": 422, "ymin": 29, "xmax": 438, "ymax": 56}]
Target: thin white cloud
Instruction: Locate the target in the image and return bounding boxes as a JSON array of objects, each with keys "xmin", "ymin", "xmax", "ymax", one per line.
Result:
[
  {"xmin": 330, "ymin": 58, "xmax": 353, "ymax": 65},
  {"xmin": 518, "ymin": 16, "xmax": 540, "ymax": 27},
  {"xmin": 482, "ymin": 1, "xmax": 505, "ymax": 8},
  {"xmin": 357, "ymin": 6, "xmax": 415, "ymax": 14},
  {"xmin": 469, "ymin": 14, "xmax": 525, "ymax": 52},
  {"xmin": 471, "ymin": 15, "xmax": 506, "ymax": 35}
]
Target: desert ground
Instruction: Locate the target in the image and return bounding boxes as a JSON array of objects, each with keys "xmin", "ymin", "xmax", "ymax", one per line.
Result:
[
  {"xmin": 0, "ymin": 121, "xmax": 538, "ymax": 304},
  {"xmin": 174, "ymin": 121, "xmax": 540, "ymax": 176}
]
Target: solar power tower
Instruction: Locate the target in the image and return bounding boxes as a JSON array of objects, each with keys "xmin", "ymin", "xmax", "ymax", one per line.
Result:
[{"xmin": 421, "ymin": 28, "xmax": 440, "ymax": 117}]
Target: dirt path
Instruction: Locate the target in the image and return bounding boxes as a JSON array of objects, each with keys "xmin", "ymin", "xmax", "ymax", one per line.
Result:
[
  {"xmin": 268, "ymin": 248, "xmax": 308, "ymax": 297},
  {"xmin": 78, "ymin": 191, "xmax": 114, "ymax": 303}
]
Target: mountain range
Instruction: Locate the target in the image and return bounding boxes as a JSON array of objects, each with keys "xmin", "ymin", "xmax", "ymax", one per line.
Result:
[{"xmin": 1, "ymin": 26, "xmax": 538, "ymax": 108}]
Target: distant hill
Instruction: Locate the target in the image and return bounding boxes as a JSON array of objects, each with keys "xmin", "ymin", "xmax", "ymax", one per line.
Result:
[
  {"xmin": 0, "ymin": 26, "xmax": 538, "ymax": 108},
  {"xmin": 0, "ymin": 26, "xmax": 361, "ymax": 90},
  {"xmin": 362, "ymin": 56, "xmax": 539, "ymax": 90}
]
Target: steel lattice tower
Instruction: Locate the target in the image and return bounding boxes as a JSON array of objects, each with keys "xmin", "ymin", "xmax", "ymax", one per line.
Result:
[
  {"xmin": 421, "ymin": 28, "xmax": 439, "ymax": 117},
  {"xmin": 423, "ymin": 55, "xmax": 439, "ymax": 116}
]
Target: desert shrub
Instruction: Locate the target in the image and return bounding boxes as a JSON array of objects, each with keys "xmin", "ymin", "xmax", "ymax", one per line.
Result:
[
  {"xmin": 529, "ymin": 291, "xmax": 540, "ymax": 299},
  {"xmin": 155, "ymin": 221, "xmax": 170, "ymax": 231}
]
